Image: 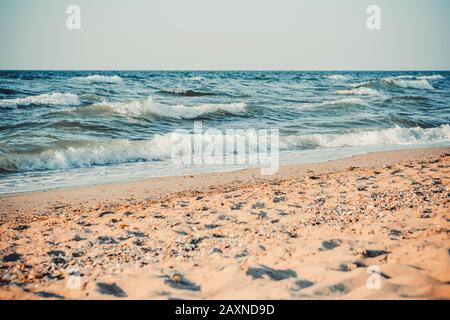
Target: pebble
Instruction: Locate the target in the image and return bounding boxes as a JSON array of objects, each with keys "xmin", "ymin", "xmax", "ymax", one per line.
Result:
[{"xmin": 96, "ymin": 282, "xmax": 127, "ymax": 297}]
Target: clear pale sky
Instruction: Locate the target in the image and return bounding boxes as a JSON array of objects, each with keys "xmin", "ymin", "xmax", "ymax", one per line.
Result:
[{"xmin": 0, "ymin": 0, "xmax": 449, "ymax": 70}]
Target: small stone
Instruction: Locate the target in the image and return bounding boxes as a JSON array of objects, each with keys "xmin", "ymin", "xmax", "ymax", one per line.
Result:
[
  {"xmin": 321, "ymin": 239, "xmax": 342, "ymax": 250},
  {"xmin": 273, "ymin": 196, "xmax": 285, "ymax": 203},
  {"xmin": 363, "ymin": 250, "xmax": 389, "ymax": 258},
  {"xmin": 421, "ymin": 209, "xmax": 432, "ymax": 219},
  {"xmin": 11, "ymin": 225, "xmax": 29, "ymax": 231},
  {"xmin": 47, "ymin": 250, "xmax": 65, "ymax": 257},
  {"xmin": 96, "ymin": 282, "xmax": 127, "ymax": 297},
  {"xmin": 2, "ymin": 253, "xmax": 22, "ymax": 262},
  {"xmin": 205, "ymin": 224, "xmax": 219, "ymax": 230},
  {"xmin": 294, "ymin": 279, "xmax": 315, "ymax": 290},
  {"xmin": 246, "ymin": 265, "xmax": 297, "ymax": 281},
  {"xmin": 97, "ymin": 236, "xmax": 118, "ymax": 244},
  {"xmin": 251, "ymin": 202, "xmax": 265, "ymax": 209},
  {"xmin": 230, "ymin": 203, "xmax": 244, "ymax": 210},
  {"xmin": 34, "ymin": 291, "xmax": 64, "ymax": 299},
  {"xmin": 164, "ymin": 273, "xmax": 201, "ymax": 291},
  {"xmin": 98, "ymin": 211, "xmax": 115, "ymax": 217}
]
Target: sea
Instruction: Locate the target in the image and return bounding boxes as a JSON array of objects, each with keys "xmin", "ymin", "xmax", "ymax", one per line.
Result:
[{"xmin": 0, "ymin": 71, "xmax": 449, "ymax": 194}]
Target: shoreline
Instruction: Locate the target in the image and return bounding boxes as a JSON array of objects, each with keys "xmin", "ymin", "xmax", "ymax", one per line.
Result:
[
  {"xmin": 1, "ymin": 147, "xmax": 448, "ymax": 215},
  {"xmin": 0, "ymin": 146, "xmax": 449, "ymax": 299}
]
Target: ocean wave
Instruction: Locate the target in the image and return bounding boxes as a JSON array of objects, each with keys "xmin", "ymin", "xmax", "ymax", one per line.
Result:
[
  {"xmin": 280, "ymin": 125, "xmax": 450, "ymax": 149},
  {"xmin": 157, "ymin": 89, "xmax": 216, "ymax": 97},
  {"xmin": 74, "ymin": 97, "xmax": 247, "ymax": 119},
  {"xmin": 351, "ymin": 74, "xmax": 442, "ymax": 91},
  {"xmin": 325, "ymin": 75, "xmax": 350, "ymax": 80},
  {"xmin": 384, "ymin": 78, "xmax": 434, "ymax": 90},
  {"xmin": 303, "ymin": 98, "xmax": 366, "ymax": 108},
  {"xmin": 335, "ymin": 87, "xmax": 380, "ymax": 96},
  {"xmin": 190, "ymin": 76, "xmax": 205, "ymax": 81},
  {"xmin": 0, "ymin": 131, "xmax": 259, "ymax": 172},
  {"xmin": 0, "ymin": 92, "xmax": 80, "ymax": 108},
  {"xmin": 72, "ymin": 75, "xmax": 123, "ymax": 83},
  {"xmin": 2, "ymin": 125, "xmax": 448, "ymax": 173}
]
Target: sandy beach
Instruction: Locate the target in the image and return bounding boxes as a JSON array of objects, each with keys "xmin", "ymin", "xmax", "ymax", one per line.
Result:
[{"xmin": 0, "ymin": 147, "xmax": 449, "ymax": 299}]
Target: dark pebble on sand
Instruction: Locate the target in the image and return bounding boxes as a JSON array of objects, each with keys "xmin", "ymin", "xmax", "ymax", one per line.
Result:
[
  {"xmin": 230, "ymin": 203, "xmax": 244, "ymax": 210},
  {"xmin": 52, "ymin": 257, "xmax": 66, "ymax": 267},
  {"xmin": 421, "ymin": 209, "xmax": 432, "ymax": 219},
  {"xmin": 34, "ymin": 291, "xmax": 64, "ymax": 299},
  {"xmin": 163, "ymin": 274, "xmax": 201, "ymax": 291},
  {"xmin": 77, "ymin": 220, "xmax": 92, "ymax": 227},
  {"xmin": 363, "ymin": 249, "xmax": 389, "ymax": 258},
  {"xmin": 127, "ymin": 230, "xmax": 146, "ymax": 238},
  {"xmin": 11, "ymin": 225, "xmax": 29, "ymax": 231},
  {"xmin": 47, "ymin": 250, "xmax": 65, "ymax": 257},
  {"xmin": 273, "ymin": 196, "xmax": 285, "ymax": 203},
  {"xmin": 246, "ymin": 265, "xmax": 297, "ymax": 281},
  {"xmin": 251, "ymin": 202, "xmax": 265, "ymax": 209},
  {"xmin": 97, "ymin": 236, "xmax": 118, "ymax": 244},
  {"xmin": 73, "ymin": 235, "xmax": 87, "ymax": 241},
  {"xmin": 321, "ymin": 239, "xmax": 342, "ymax": 250},
  {"xmin": 389, "ymin": 229, "xmax": 402, "ymax": 238},
  {"xmin": 205, "ymin": 224, "xmax": 219, "ymax": 229},
  {"xmin": 294, "ymin": 279, "xmax": 315, "ymax": 290},
  {"xmin": 2, "ymin": 253, "xmax": 22, "ymax": 262},
  {"xmin": 96, "ymin": 282, "xmax": 127, "ymax": 297},
  {"xmin": 432, "ymin": 178, "xmax": 442, "ymax": 185},
  {"xmin": 98, "ymin": 211, "xmax": 115, "ymax": 217}
]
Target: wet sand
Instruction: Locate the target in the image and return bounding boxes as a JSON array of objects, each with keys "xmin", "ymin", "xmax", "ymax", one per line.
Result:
[{"xmin": 0, "ymin": 147, "xmax": 449, "ymax": 299}]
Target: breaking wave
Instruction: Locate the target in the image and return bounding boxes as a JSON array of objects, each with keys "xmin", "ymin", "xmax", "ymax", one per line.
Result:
[
  {"xmin": 352, "ymin": 74, "xmax": 443, "ymax": 91},
  {"xmin": 335, "ymin": 87, "xmax": 380, "ymax": 96},
  {"xmin": 0, "ymin": 92, "xmax": 80, "ymax": 108},
  {"xmin": 74, "ymin": 97, "xmax": 247, "ymax": 119},
  {"xmin": 325, "ymin": 74, "xmax": 350, "ymax": 80},
  {"xmin": 281, "ymin": 125, "xmax": 450, "ymax": 149},
  {"xmin": 72, "ymin": 75, "xmax": 123, "ymax": 83},
  {"xmin": 1, "ymin": 125, "xmax": 448, "ymax": 173},
  {"xmin": 303, "ymin": 97, "xmax": 366, "ymax": 108}
]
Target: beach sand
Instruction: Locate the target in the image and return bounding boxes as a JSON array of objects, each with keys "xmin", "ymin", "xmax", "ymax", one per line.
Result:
[{"xmin": 0, "ymin": 147, "xmax": 449, "ymax": 299}]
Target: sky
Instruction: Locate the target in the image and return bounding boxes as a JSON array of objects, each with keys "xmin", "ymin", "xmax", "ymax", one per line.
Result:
[{"xmin": 0, "ymin": 0, "xmax": 449, "ymax": 70}]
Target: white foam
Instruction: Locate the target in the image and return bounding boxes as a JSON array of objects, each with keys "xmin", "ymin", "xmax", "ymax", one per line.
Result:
[
  {"xmin": 325, "ymin": 75, "xmax": 350, "ymax": 80},
  {"xmin": 384, "ymin": 78, "xmax": 434, "ymax": 90},
  {"xmin": 190, "ymin": 76, "xmax": 205, "ymax": 81},
  {"xmin": 417, "ymin": 75, "xmax": 443, "ymax": 80},
  {"xmin": 0, "ymin": 93, "xmax": 80, "ymax": 108},
  {"xmin": 303, "ymin": 97, "xmax": 366, "ymax": 108},
  {"xmin": 77, "ymin": 97, "xmax": 247, "ymax": 119},
  {"xmin": 4, "ymin": 125, "xmax": 449, "ymax": 172},
  {"xmin": 2, "ymin": 131, "xmax": 260, "ymax": 172},
  {"xmin": 335, "ymin": 87, "xmax": 380, "ymax": 96},
  {"xmin": 281, "ymin": 125, "xmax": 450, "ymax": 149},
  {"xmin": 72, "ymin": 75, "xmax": 123, "ymax": 83}
]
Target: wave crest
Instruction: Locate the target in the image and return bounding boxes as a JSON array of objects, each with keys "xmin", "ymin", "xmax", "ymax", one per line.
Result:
[
  {"xmin": 335, "ymin": 87, "xmax": 380, "ymax": 96},
  {"xmin": 75, "ymin": 97, "xmax": 247, "ymax": 119},
  {"xmin": 303, "ymin": 98, "xmax": 366, "ymax": 108},
  {"xmin": 72, "ymin": 75, "xmax": 123, "ymax": 83},
  {"xmin": 325, "ymin": 75, "xmax": 350, "ymax": 80},
  {"xmin": 0, "ymin": 93, "xmax": 80, "ymax": 108},
  {"xmin": 281, "ymin": 125, "xmax": 450, "ymax": 149}
]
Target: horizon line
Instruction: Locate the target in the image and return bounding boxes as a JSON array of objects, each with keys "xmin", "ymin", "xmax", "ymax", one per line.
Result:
[{"xmin": 0, "ymin": 69, "xmax": 449, "ymax": 72}]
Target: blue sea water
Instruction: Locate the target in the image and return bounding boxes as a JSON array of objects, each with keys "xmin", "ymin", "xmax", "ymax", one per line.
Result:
[{"xmin": 0, "ymin": 71, "xmax": 449, "ymax": 194}]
